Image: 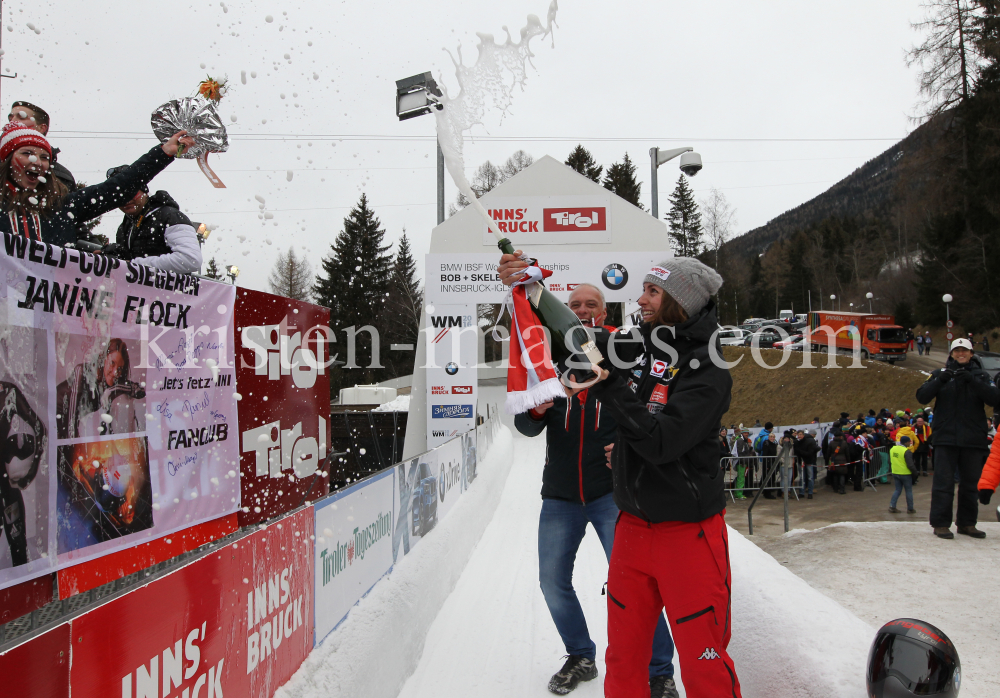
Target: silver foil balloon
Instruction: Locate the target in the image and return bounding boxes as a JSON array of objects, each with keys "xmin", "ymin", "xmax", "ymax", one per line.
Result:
[{"xmin": 150, "ymin": 96, "xmax": 229, "ymax": 159}]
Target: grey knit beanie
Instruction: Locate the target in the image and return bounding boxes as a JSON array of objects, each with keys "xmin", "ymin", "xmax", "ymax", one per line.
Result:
[{"xmin": 643, "ymin": 257, "xmax": 723, "ymax": 316}]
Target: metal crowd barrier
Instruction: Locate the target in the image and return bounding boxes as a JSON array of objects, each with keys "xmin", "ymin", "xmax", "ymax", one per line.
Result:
[
  {"xmin": 721, "ymin": 455, "xmax": 800, "ymax": 502},
  {"xmin": 861, "ymin": 446, "xmax": 892, "ymax": 490}
]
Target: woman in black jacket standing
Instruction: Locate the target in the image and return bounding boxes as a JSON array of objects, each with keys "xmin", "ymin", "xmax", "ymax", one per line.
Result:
[
  {"xmin": 0, "ymin": 120, "xmax": 193, "ymax": 247},
  {"xmin": 582, "ymin": 258, "xmax": 742, "ymax": 698},
  {"xmin": 916, "ymin": 337, "xmax": 1000, "ymax": 539}
]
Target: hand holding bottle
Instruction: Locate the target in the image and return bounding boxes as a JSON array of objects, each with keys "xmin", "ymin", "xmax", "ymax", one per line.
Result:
[{"xmin": 498, "ymin": 250, "xmax": 529, "ymax": 286}]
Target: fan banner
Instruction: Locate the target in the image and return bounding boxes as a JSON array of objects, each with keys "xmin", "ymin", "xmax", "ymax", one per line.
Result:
[{"xmin": 0, "ymin": 234, "xmax": 240, "ymax": 592}]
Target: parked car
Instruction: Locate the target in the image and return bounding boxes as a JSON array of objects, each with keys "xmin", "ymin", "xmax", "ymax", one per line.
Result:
[
  {"xmin": 744, "ymin": 326, "xmax": 790, "ymax": 348},
  {"xmin": 739, "ymin": 322, "xmax": 762, "ymax": 333},
  {"xmin": 977, "ymin": 350, "xmax": 1000, "ymax": 382},
  {"xmin": 773, "ymin": 334, "xmax": 805, "ymax": 350},
  {"xmin": 718, "ymin": 328, "xmax": 751, "ymax": 346}
]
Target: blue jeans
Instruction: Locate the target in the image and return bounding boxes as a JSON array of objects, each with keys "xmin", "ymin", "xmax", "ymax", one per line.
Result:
[
  {"xmin": 799, "ymin": 465, "xmax": 816, "ymax": 496},
  {"xmin": 890, "ymin": 474, "xmax": 914, "ymax": 511},
  {"xmin": 538, "ymin": 493, "xmax": 675, "ymax": 678}
]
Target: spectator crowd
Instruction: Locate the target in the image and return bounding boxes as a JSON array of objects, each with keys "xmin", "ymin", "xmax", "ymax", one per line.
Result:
[
  {"xmin": 722, "ymin": 332, "xmax": 1000, "ymax": 542},
  {"xmin": 719, "ymin": 406, "xmax": 966, "ymax": 500}
]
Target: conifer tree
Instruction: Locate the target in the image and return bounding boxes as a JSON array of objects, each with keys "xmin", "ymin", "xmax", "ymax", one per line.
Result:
[
  {"xmin": 203, "ymin": 257, "xmax": 223, "ymax": 281},
  {"xmin": 666, "ymin": 174, "xmax": 703, "ymax": 257},
  {"xmin": 565, "ymin": 145, "xmax": 603, "ymax": 182},
  {"xmin": 602, "ymin": 152, "xmax": 643, "ymax": 208},
  {"xmin": 384, "ymin": 230, "xmax": 423, "ymax": 377},
  {"xmin": 313, "ymin": 194, "xmax": 394, "ymax": 394}
]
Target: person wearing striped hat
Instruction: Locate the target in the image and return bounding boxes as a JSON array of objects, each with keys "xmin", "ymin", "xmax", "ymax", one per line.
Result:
[
  {"xmin": 0, "ymin": 120, "xmax": 193, "ymax": 246},
  {"xmin": 7, "ymin": 100, "xmax": 75, "ymax": 189}
]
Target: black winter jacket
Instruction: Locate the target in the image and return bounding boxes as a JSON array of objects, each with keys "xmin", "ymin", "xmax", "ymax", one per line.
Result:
[
  {"xmin": 589, "ymin": 302, "xmax": 733, "ymax": 523},
  {"xmin": 514, "ymin": 389, "xmax": 617, "ymax": 503},
  {"xmin": 794, "ymin": 435, "xmax": 819, "ymax": 465},
  {"xmin": 51, "ymin": 148, "xmax": 76, "ymax": 190},
  {"xmin": 915, "ymin": 355, "xmax": 1000, "ymax": 449},
  {"xmin": 111, "ymin": 190, "xmax": 201, "ymax": 274},
  {"xmin": 0, "ymin": 145, "xmax": 173, "ymax": 247}
]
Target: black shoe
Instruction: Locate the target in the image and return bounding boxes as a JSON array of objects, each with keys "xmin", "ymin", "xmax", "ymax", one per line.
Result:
[
  {"xmin": 548, "ymin": 655, "xmax": 598, "ymax": 695},
  {"xmin": 807, "ymin": 494, "xmax": 813, "ymax": 499},
  {"xmin": 650, "ymin": 675, "xmax": 680, "ymax": 698}
]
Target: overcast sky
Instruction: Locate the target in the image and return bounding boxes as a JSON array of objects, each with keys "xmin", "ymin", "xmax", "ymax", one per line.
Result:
[{"xmin": 1, "ymin": 0, "xmax": 928, "ymax": 292}]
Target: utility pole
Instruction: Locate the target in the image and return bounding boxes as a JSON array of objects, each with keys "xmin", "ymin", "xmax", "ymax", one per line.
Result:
[{"xmin": 437, "ymin": 139, "xmax": 444, "ymax": 225}]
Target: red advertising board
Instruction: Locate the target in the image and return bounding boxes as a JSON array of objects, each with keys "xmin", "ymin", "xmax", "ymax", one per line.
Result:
[
  {"xmin": 57, "ymin": 513, "xmax": 238, "ymax": 598},
  {"xmin": 542, "ymin": 206, "xmax": 607, "ymax": 231},
  {"xmin": 67, "ymin": 506, "xmax": 314, "ymax": 697},
  {"xmin": 0, "ymin": 574, "xmax": 53, "ymax": 624},
  {"xmin": 235, "ymin": 288, "xmax": 331, "ymax": 526},
  {"xmin": 0, "ymin": 621, "xmax": 70, "ymax": 698}
]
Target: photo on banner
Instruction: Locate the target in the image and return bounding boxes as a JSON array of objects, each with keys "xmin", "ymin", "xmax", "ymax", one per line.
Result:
[
  {"xmin": 54, "ymin": 334, "xmax": 147, "ymax": 439},
  {"xmin": 0, "ymin": 327, "xmax": 49, "ymax": 575},
  {"xmin": 56, "ymin": 437, "xmax": 154, "ymax": 552}
]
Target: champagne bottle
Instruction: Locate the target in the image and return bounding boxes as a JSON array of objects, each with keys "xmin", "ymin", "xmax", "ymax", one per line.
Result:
[{"xmin": 498, "ymin": 238, "xmax": 604, "ymax": 370}]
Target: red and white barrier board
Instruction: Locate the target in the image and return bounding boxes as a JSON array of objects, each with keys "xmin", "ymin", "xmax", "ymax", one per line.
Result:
[
  {"xmin": 0, "ymin": 236, "xmax": 240, "ymax": 592},
  {"xmin": 235, "ymin": 288, "xmax": 330, "ymax": 526},
  {"xmin": 0, "ymin": 506, "xmax": 314, "ymax": 698}
]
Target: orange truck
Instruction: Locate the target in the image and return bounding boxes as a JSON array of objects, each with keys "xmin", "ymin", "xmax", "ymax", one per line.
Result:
[{"xmin": 806, "ymin": 311, "xmax": 908, "ymax": 364}]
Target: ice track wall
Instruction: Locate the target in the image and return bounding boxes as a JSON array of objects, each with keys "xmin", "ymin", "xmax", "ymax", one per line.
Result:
[{"xmin": 276, "ymin": 426, "xmax": 514, "ymax": 698}]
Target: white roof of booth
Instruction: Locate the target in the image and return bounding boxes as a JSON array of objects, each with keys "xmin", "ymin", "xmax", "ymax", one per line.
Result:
[{"xmin": 429, "ymin": 155, "xmax": 672, "ymax": 255}]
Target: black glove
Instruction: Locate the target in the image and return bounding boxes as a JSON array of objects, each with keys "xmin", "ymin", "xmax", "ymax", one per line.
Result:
[
  {"xmin": 956, "ymin": 370, "xmax": 973, "ymax": 384},
  {"xmin": 980, "ymin": 489, "xmax": 994, "ymax": 505},
  {"xmin": 102, "ymin": 242, "xmax": 123, "ymax": 257},
  {"xmin": 933, "ymin": 368, "xmax": 953, "ymax": 383}
]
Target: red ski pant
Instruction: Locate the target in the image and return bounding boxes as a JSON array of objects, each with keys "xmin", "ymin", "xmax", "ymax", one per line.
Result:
[{"xmin": 605, "ymin": 512, "xmax": 741, "ymax": 698}]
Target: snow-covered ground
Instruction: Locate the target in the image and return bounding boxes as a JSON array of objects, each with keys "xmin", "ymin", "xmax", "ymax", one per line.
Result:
[
  {"xmin": 281, "ymin": 432, "xmax": 996, "ymax": 698},
  {"xmin": 397, "ymin": 435, "xmax": 874, "ymax": 698},
  {"xmin": 763, "ymin": 522, "xmax": 1000, "ymax": 698}
]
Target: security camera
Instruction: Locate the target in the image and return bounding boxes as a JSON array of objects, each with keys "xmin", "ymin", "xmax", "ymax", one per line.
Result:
[{"xmin": 679, "ymin": 151, "xmax": 703, "ymax": 177}]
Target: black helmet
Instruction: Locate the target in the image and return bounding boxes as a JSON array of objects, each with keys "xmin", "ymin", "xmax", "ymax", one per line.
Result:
[{"xmin": 867, "ymin": 618, "xmax": 961, "ymax": 697}]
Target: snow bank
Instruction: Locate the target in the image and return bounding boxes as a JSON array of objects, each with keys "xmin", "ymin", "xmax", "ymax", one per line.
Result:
[
  {"xmin": 728, "ymin": 526, "xmax": 874, "ymax": 698},
  {"xmin": 372, "ymin": 394, "xmax": 411, "ymax": 412},
  {"xmin": 275, "ymin": 426, "xmax": 514, "ymax": 698},
  {"xmin": 760, "ymin": 522, "xmax": 1000, "ymax": 698}
]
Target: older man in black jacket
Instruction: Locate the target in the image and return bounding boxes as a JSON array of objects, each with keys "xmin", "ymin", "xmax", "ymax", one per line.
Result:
[
  {"xmin": 514, "ymin": 283, "xmax": 677, "ymax": 698},
  {"xmin": 916, "ymin": 338, "xmax": 1000, "ymax": 539}
]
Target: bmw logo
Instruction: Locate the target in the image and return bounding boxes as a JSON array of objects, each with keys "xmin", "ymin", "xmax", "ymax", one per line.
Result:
[
  {"xmin": 602, "ymin": 263, "xmax": 628, "ymax": 290},
  {"xmin": 445, "ymin": 362, "xmax": 459, "ymax": 376}
]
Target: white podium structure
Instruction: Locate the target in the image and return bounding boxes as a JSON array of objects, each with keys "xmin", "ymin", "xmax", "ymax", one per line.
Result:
[{"xmin": 403, "ymin": 155, "xmax": 672, "ymax": 457}]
